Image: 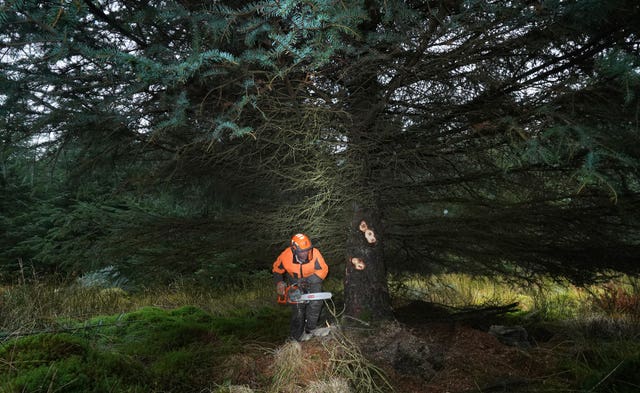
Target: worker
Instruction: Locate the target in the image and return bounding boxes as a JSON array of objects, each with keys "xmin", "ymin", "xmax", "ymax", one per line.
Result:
[{"xmin": 273, "ymin": 233, "xmax": 329, "ymax": 341}]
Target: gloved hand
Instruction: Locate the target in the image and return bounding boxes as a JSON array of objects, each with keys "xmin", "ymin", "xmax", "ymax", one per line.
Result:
[
  {"xmin": 276, "ymin": 281, "xmax": 286, "ymax": 296},
  {"xmin": 288, "ymin": 287, "xmax": 302, "ymax": 302}
]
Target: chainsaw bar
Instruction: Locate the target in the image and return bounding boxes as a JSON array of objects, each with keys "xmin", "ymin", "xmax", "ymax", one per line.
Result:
[
  {"xmin": 277, "ymin": 286, "xmax": 333, "ymax": 304},
  {"xmin": 298, "ymin": 292, "xmax": 332, "ymax": 301}
]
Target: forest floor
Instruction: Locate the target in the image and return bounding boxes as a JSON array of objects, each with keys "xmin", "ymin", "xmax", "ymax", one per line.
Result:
[
  {"xmin": 380, "ymin": 319, "xmax": 556, "ymax": 392},
  {"xmin": 3, "ymin": 279, "xmax": 639, "ymax": 392},
  {"xmin": 383, "ymin": 301, "xmax": 558, "ymax": 392},
  {"xmin": 225, "ymin": 301, "xmax": 571, "ymax": 393}
]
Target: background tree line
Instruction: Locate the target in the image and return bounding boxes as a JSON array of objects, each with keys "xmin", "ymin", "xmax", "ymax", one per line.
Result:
[{"xmin": 1, "ymin": 1, "xmax": 639, "ymax": 310}]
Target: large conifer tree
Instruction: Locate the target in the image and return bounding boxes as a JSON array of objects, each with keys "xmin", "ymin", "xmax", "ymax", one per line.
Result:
[{"xmin": 2, "ymin": 1, "xmax": 640, "ymax": 320}]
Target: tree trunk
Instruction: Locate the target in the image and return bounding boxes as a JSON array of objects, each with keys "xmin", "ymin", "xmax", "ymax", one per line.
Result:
[{"xmin": 344, "ymin": 207, "xmax": 393, "ymax": 323}]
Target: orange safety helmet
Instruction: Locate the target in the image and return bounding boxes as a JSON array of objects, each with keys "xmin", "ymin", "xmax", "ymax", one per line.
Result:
[
  {"xmin": 291, "ymin": 233, "xmax": 312, "ymax": 252},
  {"xmin": 291, "ymin": 233, "xmax": 313, "ymax": 262}
]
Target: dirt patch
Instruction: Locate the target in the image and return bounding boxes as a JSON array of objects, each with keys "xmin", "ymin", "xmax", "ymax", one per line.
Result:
[
  {"xmin": 353, "ymin": 321, "xmax": 439, "ymax": 380},
  {"xmin": 389, "ymin": 302, "xmax": 560, "ymax": 393}
]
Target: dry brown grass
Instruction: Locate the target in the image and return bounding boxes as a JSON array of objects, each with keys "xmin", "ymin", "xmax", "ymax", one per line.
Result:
[{"xmin": 265, "ymin": 327, "xmax": 391, "ymax": 393}]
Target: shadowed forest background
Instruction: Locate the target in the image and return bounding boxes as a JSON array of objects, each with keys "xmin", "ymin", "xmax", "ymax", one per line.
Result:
[{"xmin": 1, "ymin": 1, "xmax": 640, "ymax": 392}]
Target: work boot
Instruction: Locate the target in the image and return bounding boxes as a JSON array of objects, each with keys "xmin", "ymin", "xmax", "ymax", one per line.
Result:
[
  {"xmin": 299, "ymin": 331, "xmax": 313, "ymax": 342},
  {"xmin": 311, "ymin": 327, "xmax": 331, "ymax": 337}
]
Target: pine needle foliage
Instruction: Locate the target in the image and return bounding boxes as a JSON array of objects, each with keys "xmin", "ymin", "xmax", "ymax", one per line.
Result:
[{"xmin": 1, "ymin": 0, "xmax": 640, "ymax": 286}]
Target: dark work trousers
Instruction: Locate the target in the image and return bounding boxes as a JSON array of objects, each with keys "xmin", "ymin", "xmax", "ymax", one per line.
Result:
[{"xmin": 289, "ymin": 281, "xmax": 323, "ymax": 340}]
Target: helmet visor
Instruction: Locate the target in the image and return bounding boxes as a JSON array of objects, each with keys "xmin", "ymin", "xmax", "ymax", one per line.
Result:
[{"xmin": 294, "ymin": 249, "xmax": 310, "ymax": 263}]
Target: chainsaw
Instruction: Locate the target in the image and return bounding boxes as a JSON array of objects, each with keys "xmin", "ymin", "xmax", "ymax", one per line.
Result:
[{"xmin": 277, "ymin": 284, "xmax": 333, "ymax": 304}]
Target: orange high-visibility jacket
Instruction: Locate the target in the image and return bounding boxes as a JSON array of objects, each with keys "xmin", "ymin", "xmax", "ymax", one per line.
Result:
[{"xmin": 272, "ymin": 247, "xmax": 329, "ymax": 282}]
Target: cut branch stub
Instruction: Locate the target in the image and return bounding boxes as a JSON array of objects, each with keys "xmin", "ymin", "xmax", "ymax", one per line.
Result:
[
  {"xmin": 359, "ymin": 220, "xmax": 377, "ymax": 244},
  {"xmin": 351, "ymin": 257, "xmax": 366, "ymax": 270},
  {"xmin": 364, "ymin": 229, "xmax": 377, "ymax": 244}
]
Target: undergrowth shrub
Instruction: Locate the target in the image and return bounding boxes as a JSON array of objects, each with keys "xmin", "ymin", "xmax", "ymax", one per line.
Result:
[{"xmin": 589, "ymin": 280, "xmax": 640, "ymax": 318}]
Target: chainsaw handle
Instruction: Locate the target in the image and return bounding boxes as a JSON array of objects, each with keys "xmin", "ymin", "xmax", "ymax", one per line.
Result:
[{"xmin": 277, "ymin": 284, "xmax": 303, "ymax": 304}]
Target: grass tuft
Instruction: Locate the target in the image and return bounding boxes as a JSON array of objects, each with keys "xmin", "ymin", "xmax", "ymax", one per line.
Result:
[
  {"xmin": 269, "ymin": 340, "xmax": 307, "ymax": 393},
  {"xmin": 304, "ymin": 377, "xmax": 352, "ymax": 393}
]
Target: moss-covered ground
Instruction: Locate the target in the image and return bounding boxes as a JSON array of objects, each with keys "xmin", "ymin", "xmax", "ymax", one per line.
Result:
[{"xmin": 0, "ymin": 305, "xmax": 289, "ymax": 393}]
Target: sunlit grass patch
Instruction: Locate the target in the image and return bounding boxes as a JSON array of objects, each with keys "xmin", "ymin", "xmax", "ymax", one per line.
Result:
[
  {"xmin": 390, "ymin": 273, "xmax": 640, "ymax": 323},
  {"xmin": 390, "ymin": 273, "xmax": 522, "ymax": 308},
  {"xmin": 0, "ymin": 276, "xmax": 283, "ymax": 335}
]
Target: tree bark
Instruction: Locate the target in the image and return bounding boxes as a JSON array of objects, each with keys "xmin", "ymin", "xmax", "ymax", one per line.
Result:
[{"xmin": 344, "ymin": 207, "xmax": 393, "ymax": 323}]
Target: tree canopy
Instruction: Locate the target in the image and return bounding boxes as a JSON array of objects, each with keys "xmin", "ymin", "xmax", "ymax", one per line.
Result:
[{"xmin": 1, "ymin": 0, "xmax": 639, "ymax": 287}]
